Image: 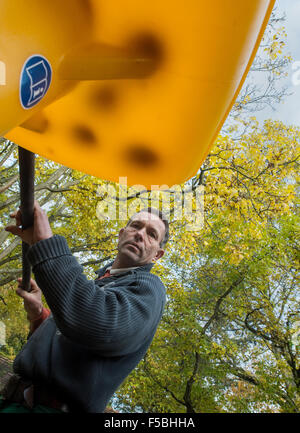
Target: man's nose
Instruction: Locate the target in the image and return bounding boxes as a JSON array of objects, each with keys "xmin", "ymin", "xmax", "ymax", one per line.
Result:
[{"xmin": 134, "ymin": 227, "xmax": 146, "ymax": 242}]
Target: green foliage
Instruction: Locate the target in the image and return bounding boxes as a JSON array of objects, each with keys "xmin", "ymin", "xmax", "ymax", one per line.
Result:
[{"xmin": 114, "ymin": 118, "xmax": 299, "ymax": 413}]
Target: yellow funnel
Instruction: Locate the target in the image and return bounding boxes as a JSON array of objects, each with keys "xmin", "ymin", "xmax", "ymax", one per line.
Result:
[{"xmin": 0, "ymin": 0, "xmax": 275, "ymax": 188}]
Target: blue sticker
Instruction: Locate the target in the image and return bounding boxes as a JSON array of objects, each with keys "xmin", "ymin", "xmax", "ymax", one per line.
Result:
[{"xmin": 20, "ymin": 55, "xmax": 52, "ymax": 109}]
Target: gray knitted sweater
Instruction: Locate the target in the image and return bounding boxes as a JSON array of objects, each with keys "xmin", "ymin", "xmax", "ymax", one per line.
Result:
[{"xmin": 13, "ymin": 235, "xmax": 166, "ymax": 412}]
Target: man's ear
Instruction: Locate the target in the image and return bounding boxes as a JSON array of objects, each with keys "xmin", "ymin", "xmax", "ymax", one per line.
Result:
[
  {"xmin": 117, "ymin": 227, "xmax": 125, "ymax": 243},
  {"xmin": 153, "ymin": 249, "xmax": 165, "ymax": 262}
]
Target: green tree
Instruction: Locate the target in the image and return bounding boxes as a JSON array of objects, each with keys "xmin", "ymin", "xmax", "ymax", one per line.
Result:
[{"xmin": 115, "ymin": 118, "xmax": 299, "ymax": 413}]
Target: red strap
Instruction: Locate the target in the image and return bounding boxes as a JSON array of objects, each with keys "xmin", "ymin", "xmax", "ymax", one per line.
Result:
[
  {"xmin": 30, "ymin": 307, "xmax": 51, "ymax": 333},
  {"xmin": 98, "ymin": 270, "xmax": 111, "ymax": 280}
]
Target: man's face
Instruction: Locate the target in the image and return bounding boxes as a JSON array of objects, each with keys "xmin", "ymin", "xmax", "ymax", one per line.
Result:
[{"xmin": 117, "ymin": 211, "xmax": 165, "ymax": 266}]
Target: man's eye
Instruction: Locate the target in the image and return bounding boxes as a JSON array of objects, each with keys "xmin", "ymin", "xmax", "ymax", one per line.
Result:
[{"xmin": 149, "ymin": 232, "xmax": 156, "ymax": 238}]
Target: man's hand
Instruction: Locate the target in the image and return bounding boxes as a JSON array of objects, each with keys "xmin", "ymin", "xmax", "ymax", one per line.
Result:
[
  {"xmin": 16, "ymin": 278, "xmax": 43, "ymax": 321},
  {"xmin": 5, "ymin": 200, "xmax": 53, "ymax": 245}
]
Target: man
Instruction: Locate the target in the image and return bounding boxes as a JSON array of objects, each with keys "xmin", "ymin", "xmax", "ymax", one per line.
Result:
[{"xmin": 0, "ymin": 201, "xmax": 169, "ymax": 413}]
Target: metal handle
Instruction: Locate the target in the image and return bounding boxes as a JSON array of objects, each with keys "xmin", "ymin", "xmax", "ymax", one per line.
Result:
[{"xmin": 18, "ymin": 146, "xmax": 35, "ymax": 292}]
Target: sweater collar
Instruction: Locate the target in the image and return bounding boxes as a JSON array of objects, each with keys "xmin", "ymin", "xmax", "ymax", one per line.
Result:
[{"xmin": 95, "ymin": 260, "xmax": 154, "ymax": 278}]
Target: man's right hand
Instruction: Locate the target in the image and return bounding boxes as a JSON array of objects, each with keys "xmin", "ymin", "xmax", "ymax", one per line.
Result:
[
  {"xmin": 16, "ymin": 278, "xmax": 43, "ymax": 321},
  {"xmin": 5, "ymin": 200, "xmax": 53, "ymax": 246}
]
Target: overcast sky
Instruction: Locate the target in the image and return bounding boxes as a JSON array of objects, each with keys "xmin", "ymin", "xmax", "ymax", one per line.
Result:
[{"xmin": 257, "ymin": 0, "xmax": 300, "ymax": 126}]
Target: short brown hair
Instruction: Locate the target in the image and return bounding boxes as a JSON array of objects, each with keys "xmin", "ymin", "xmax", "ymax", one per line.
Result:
[{"xmin": 126, "ymin": 208, "xmax": 169, "ymax": 248}]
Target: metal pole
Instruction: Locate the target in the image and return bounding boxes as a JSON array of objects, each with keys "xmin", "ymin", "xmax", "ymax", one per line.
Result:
[{"xmin": 18, "ymin": 146, "xmax": 35, "ymax": 292}]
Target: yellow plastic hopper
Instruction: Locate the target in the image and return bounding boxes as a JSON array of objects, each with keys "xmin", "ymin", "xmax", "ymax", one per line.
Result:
[{"xmin": 1, "ymin": 0, "xmax": 275, "ymax": 188}]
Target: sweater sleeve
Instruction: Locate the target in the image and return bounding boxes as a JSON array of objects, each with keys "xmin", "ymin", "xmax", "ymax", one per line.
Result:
[{"xmin": 26, "ymin": 235, "xmax": 166, "ymax": 356}]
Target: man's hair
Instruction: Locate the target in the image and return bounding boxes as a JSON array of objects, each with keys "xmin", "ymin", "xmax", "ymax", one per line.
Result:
[{"xmin": 126, "ymin": 208, "xmax": 169, "ymax": 248}]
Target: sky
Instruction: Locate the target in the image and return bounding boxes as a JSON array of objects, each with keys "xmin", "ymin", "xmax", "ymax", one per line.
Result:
[{"xmin": 256, "ymin": 0, "xmax": 300, "ymax": 126}]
